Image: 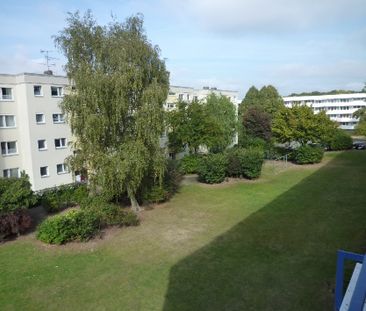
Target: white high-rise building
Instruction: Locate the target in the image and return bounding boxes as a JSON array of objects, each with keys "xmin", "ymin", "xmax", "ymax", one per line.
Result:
[
  {"xmin": 0, "ymin": 73, "xmax": 73, "ymax": 191},
  {"xmin": 283, "ymin": 93, "xmax": 366, "ymax": 130}
]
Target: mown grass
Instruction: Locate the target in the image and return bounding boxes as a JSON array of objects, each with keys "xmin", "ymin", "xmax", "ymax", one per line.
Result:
[{"xmin": 0, "ymin": 151, "xmax": 365, "ymax": 310}]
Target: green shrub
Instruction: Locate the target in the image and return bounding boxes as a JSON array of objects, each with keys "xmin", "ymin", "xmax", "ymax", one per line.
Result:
[
  {"xmin": 226, "ymin": 147, "xmax": 264, "ymax": 179},
  {"xmin": 36, "ymin": 209, "xmax": 100, "ymax": 244},
  {"xmin": 80, "ymin": 197, "xmax": 140, "ymax": 227},
  {"xmin": 0, "ymin": 210, "xmax": 32, "ymax": 241},
  {"xmin": 40, "ymin": 184, "xmax": 88, "ymax": 213},
  {"xmin": 294, "ymin": 145, "xmax": 324, "ymax": 164},
  {"xmin": 238, "ymin": 147, "xmax": 265, "ymax": 179},
  {"xmin": 0, "ymin": 174, "xmax": 36, "ymax": 213},
  {"xmin": 179, "ymin": 154, "xmax": 202, "ymax": 174},
  {"xmin": 198, "ymin": 154, "xmax": 228, "ymax": 184},
  {"xmin": 327, "ymin": 129, "xmax": 353, "ymax": 151}
]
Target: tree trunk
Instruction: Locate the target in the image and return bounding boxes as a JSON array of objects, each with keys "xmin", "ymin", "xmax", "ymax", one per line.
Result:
[{"xmin": 129, "ymin": 193, "xmax": 141, "ymax": 212}]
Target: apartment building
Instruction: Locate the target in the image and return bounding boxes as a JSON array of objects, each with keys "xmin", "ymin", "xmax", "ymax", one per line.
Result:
[
  {"xmin": 0, "ymin": 73, "xmax": 73, "ymax": 191},
  {"xmin": 166, "ymin": 85, "xmax": 240, "ymax": 111},
  {"xmin": 283, "ymin": 93, "xmax": 366, "ymax": 130}
]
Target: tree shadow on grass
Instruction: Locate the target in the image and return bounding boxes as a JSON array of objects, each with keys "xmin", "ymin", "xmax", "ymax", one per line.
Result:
[{"xmin": 163, "ymin": 151, "xmax": 366, "ymax": 311}]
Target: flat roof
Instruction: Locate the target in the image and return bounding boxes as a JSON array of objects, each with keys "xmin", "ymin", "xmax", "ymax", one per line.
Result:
[{"xmin": 283, "ymin": 93, "xmax": 366, "ymax": 101}]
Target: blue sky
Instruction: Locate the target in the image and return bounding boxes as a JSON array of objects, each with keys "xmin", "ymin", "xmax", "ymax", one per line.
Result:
[{"xmin": 0, "ymin": 0, "xmax": 365, "ymax": 97}]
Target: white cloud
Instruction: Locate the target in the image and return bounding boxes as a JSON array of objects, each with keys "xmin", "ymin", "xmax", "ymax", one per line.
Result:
[{"xmin": 164, "ymin": 0, "xmax": 366, "ymax": 34}]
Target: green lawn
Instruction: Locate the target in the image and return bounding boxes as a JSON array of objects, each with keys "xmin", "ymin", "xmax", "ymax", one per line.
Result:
[{"xmin": 1, "ymin": 151, "xmax": 366, "ymax": 310}]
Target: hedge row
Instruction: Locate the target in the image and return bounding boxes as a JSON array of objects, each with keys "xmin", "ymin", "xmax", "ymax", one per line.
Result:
[
  {"xmin": 195, "ymin": 147, "xmax": 265, "ymax": 184},
  {"xmin": 293, "ymin": 145, "xmax": 324, "ymax": 164}
]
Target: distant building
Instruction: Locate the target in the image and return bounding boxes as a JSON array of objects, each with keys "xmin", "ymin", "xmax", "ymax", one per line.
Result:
[
  {"xmin": 283, "ymin": 93, "xmax": 366, "ymax": 130},
  {"xmin": 0, "ymin": 72, "xmax": 73, "ymax": 191},
  {"xmin": 166, "ymin": 85, "xmax": 240, "ymax": 111}
]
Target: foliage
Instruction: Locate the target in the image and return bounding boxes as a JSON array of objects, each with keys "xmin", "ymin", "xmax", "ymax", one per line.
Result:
[
  {"xmin": 54, "ymin": 11, "xmax": 169, "ymax": 211},
  {"xmin": 36, "ymin": 209, "xmax": 100, "ymax": 244},
  {"xmin": 167, "ymin": 94, "xmax": 237, "ymax": 155},
  {"xmin": 198, "ymin": 154, "xmax": 228, "ymax": 184},
  {"xmin": 142, "ymin": 160, "xmax": 182, "ymax": 204},
  {"xmin": 204, "ymin": 93, "xmax": 237, "ymax": 153},
  {"xmin": 179, "ymin": 154, "xmax": 202, "ymax": 174},
  {"xmin": 0, "ymin": 210, "xmax": 32, "ymax": 241},
  {"xmin": 272, "ymin": 105, "xmax": 338, "ymax": 146},
  {"xmin": 40, "ymin": 184, "xmax": 88, "ymax": 213},
  {"xmin": 238, "ymin": 147, "xmax": 265, "ymax": 179},
  {"xmin": 0, "ymin": 174, "xmax": 36, "ymax": 213},
  {"xmin": 326, "ymin": 129, "xmax": 353, "ymax": 151},
  {"xmin": 294, "ymin": 145, "xmax": 324, "ymax": 164},
  {"xmin": 242, "ymin": 106, "xmax": 272, "ymax": 141},
  {"xmin": 80, "ymin": 198, "xmax": 140, "ymax": 227},
  {"xmin": 239, "ymin": 85, "xmax": 284, "ymax": 117},
  {"xmin": 354, "ymin": 108, "xmax": 366, "ymax": 136}
]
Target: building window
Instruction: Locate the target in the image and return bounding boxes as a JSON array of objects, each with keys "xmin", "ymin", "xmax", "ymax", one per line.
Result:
[
  {"xmin": 54, "ymin": 138, "xmax": 67, "ymax": 149},
  {"xmin": 0, "ymin": 115, "xmax": 15, "ymax": 128},
  {"xmin": 1, "ymin": 88, "xmax": 13, "ymax": 100},
  {"xmin": 51, "ymin": 86, "xmax": 63, "ymax": 97},
  {"xmin": 34, "ymin": 85, "xmax": 42, "ymax": 96},
  {"xmin": 40, "ymin": 166, "xmax": 49, "ymax": 177},
  {"xmin": 52, "ymin": 113, "xmax": 65, "ymax": 123},
  {"xmin": 193, "ymin": 96, "xmax": 198, "ymax": 101},
  {"xmin": 178, "ymin": 94, "xmax": 184, "ymax": 100},
  {"xmin": 56, "ymin": 163, "xmax": 68, "ymax": 174},
  {"xmin": 3, "ymin": 168, "xmax": 20, "ymax": 178},
  {"xmin": 1, "ymin": 141, "xmax": 17, "ymax": 155},
  {"xmin": 36, "ymin": 113, "xmax": 45, "ymax": 124},
  {"xmin": 38, "ymin": 139, "xmax": 47, "ymax": 151}
]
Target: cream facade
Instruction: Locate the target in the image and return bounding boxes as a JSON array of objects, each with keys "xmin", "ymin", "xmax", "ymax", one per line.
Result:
[
  {"xmin": 0, "ymin": 73, "xmax": 73, "ymax": 191},
  {"xmin": 283, "ymin": 93, "xmax": 366, "ymax": 130}
]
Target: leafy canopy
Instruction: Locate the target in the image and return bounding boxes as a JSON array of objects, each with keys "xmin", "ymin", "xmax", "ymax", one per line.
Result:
[{"xmin": 54, "ymin": 11, "xmax": 169, "ymax": 210}]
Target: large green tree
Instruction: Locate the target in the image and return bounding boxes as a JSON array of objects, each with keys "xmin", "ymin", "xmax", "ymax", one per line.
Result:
[
  {"xmin": 55, "ymin": 12, "xmax": 169, "ymax": 211},
  {"xmin": 272, "ymin": 105, "xmax": 338, "ymax": 146},
  {"xmin": 167, "ymin": 94, "xmax": 237, "ymax": 154}
]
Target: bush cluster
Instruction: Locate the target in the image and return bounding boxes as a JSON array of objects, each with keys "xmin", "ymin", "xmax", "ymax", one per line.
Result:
[
  {"xmin": 327, "ymin": 129, "xmax": 353, "ymax": 151},
  {"xmin": 142, "ymin": 160, "xmax": 182, "ymax": 204},
  {"xmin": 198, "ymin": 153, "xmax": 228, "ymax": 184},
  {"xmin": 37, "ymin": 198, "xmax": 140, "ymax": 245},
  {"xmin": 294, "ymin": 145, "xmax": 324, "ymax": 164},
  {"xmin": 36, "ymin": 209, "xmax": 100, "ymax": 244},
  {"xmin": 196, "ymin": 147, "xmax": 265, "ymax": 184},
  {"xmin": 179, "ymin": 154, "xmax": 202, "ymax": 174},
  {"xmin": 0, "ymin": 175, "xmax": 35, "ymax": 241},
  {"xmin": 40, "ymin": 184, "xmax": 88, "ymax": 213},
  {"xmin": 0, "ymin": 175, "xmax": 36, "ymax": 213},
  {"xmin": 226, "ymin": 147, "xmax": 265, "ymax": 179}
]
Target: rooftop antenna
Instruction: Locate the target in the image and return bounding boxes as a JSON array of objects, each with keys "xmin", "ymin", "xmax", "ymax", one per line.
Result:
[{"xmin": 40, "ymin": 50, "xmax": 57, "ymax": 75}]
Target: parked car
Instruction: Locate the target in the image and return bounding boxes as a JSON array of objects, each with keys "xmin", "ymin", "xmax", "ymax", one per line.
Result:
[{"xmin": 353, "ymin": 142, "xmax": 366, "ymax": 150}]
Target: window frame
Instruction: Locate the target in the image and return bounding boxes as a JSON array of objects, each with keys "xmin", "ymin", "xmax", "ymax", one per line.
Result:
[
  {"xmin": 0, "ymin": 115, "xmax": 16, "ymax": 128},
  {"xmin": 35, "ymin": 113, "xmax": 45, "ymax": 124},
  {"xmin": 1, "ymin": 141, "xmax": 18, "ymax": 156},
  {"xmin": 52, "ymin": 113, "xmax": 65, "ymax": 124},
  {"xmin": 37, "ymin": 139, "xmax": 47, "ymax": 151},
  {"xmin": 40, "ymin": 166, "xmax": 49, "ymax": 178},
  {"xmin": 56, "ymin": 163, "xmax": 69, "ymax": 175},
  {"xmin": 33, "ymin": 85, "xmax": 43, "ymax": 97},
  {"xmin": 54, "ymin": 138, "xmax": 67, "ymax": 149},
  {"xmin": 3, "ymin": 168, "xmax": 20, "ymax": 178},
  {"xmin": 51, "ymin": 86, "xmax": 63, "ymax": 97},
  {"xmin": 0, "ymin": 87, "xmax": 13, "ymax": 101}
]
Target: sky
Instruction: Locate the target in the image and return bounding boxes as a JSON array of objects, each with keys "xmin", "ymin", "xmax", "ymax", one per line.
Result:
[{"xmin": 0, "ymin": 0, "xmax": 365, "ymax": 97}]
